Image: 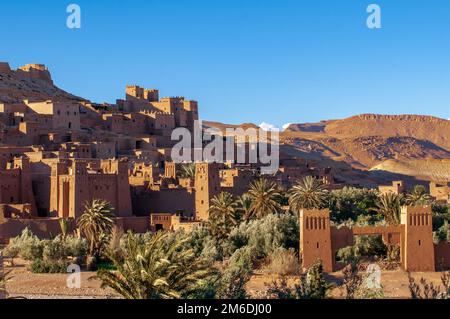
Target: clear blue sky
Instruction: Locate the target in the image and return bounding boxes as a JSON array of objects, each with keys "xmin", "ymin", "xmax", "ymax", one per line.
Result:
[{"xmin": 1, "ymin": 0, "xmax": 449, "ymax": 127}]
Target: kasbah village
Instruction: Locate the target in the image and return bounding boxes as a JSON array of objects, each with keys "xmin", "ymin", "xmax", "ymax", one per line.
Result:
[{"xmin": 0, "ymin": 62, "xmax": 449, "ymax": 299}]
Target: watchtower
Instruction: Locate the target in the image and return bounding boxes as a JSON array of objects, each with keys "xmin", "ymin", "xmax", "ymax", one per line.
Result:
[
  {"xmin": 401, "ymin": 205, "xmax": 435, "ymax": 271},
  {"xmin": 194, "ymin": 162, "xmax": 221, "ymax": 221},
  {"xmin": 299, "ymin": 209, "xmax": 333, "ymax": 272},
  {"xmin": 164, "ymin": 162, "xmax": 177, "ymax": 179}
]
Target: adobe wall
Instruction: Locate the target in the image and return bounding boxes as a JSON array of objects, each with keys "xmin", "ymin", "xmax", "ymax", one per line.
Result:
[
  {"xmin": 0, "ymin": 204, "xmax": 32, "ymax": 219},
  {"xmin": 430, "ymin": 182, "xmax": 450, "ymax": 203},
  {"xmin": 0, "ymin": 216, "xmax": 152, "ymax": 242},
  {"xmin": 300, "ymin": 207, "xmax": 438, "ymax": 272},
  {"xmin": 0, "ymin": 62, "xmax": 11, "ymax": 74},
  {"xmin": 150, "ymin": 214, "xmax": 173, "ymax": 231},
  {"xmin": 0, "ymin": 218, "xmax": 67, "ymax": 241},
  {"xmin": 132, "ymin": 187, "xmax": 195, "ymax": 217},
  {"xmin": 16, "ymin": 64, "xmax": 53, "ymax": 84},
  {"xmin": 115, "ymin": 217, "xmax": 150, "ymax": 234},
  {"xmin": 434, "ymin": 242, "xmax": 450, "ymax": 270},
  {"xmin": 330, "ymin": 226, "xmax": 353, "ymax": 270}
]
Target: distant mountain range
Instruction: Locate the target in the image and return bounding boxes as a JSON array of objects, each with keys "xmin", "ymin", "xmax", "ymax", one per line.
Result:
[{"xmin": 207, "ymin": 114, "xmax": 450, "ymax": 186}]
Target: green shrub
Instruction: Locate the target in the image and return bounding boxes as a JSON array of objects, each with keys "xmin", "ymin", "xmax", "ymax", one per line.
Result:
[
  {"xmin": 6, "ymin": 229, "xmax": 88, "ymax": 273},
  {"xmin": 328, "ymin": 187, "xmax": 380, "ymax": 223},
  {"xmin": 42, "ymin": 238, "xmax": 68, "ymax": 261},
  {"xmin": 216, "ymin": 263, "xmax": 251, "ymax": 299},
  {"xmin": 29, "ymin": 258, "xmax": 69, "ymax": 274},
  {"xmin": 65, "ymin": 236, "xmax": 88, "ymax": 259},
  {"xmin": 228, "ymin": 213, "xmax": 299, "ymax": 259},
  {"xmin": 2, "ymin": 245, "xmax": 20, "ymax": 266},
  {"xmin": 336, "ymin": 235, "xmax": 387, "ymax": 264},
  {"xmin": 7, "ymin": 228, "xmax": 43, "ymax": 261},
  {"xmin": 434, "ymin": 221, "xmax": 450, "ymax": 243}
]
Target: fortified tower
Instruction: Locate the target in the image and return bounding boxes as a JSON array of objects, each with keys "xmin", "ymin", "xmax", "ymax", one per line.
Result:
[
  {"xmin": 164, "ymin": 162, "xmax": 177, "ymax": 179},
  {"xmin": 110, "ymin": 159, "xmax": 132, "ymax": 217},
  {"xmin": 299, "ymin": 209, "xmax": 333, "ymax": 272},
  {"xmin": 194, "ymin": 162, "xmax": 221, "ymax": 221},
  {"xmin": 401, "ymin": 205, "xmax": 435, "ymax": 271}
]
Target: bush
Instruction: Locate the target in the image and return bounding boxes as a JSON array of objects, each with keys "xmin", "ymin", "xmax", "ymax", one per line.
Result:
[
  {"xmin": 42, "ymin": 238, "xmax": 68, "ymax": 261},
  {"xmin": 263, "ymin": 248, "xmax": 300, "ymax": 276},
  {"xmin": 336, "ymin": 235, "xmax": 387, "ymax": 264},
  {"xmin": 7, "ymin": 228, "xmax": 43, "ymax": 261},
  {"xmin": 265, "ymin": 260, "xmax": 331, "ymax": 299},
  {"xmin": 216, "ymin": 265, "xmax": 250, "ymax": 299},
  {"xmin": 228, "ymin": 246, "xmax": 256, "ymax": 273},
  {"xmin": 29, "ymin": 258, "xmax": 69, "ymax": 274},
  {"xmin": 6, "ymin": 229, "xmax": 88, "ymax": 273},
  {"xmin": 228, "ymin": 213, "xmax": 299, "ymax": 259},
  {"xmin": 65, "ymin": 236, "xmax": 88, "ymax": 260},
  {"xmin": 2, "ymin": 245, "xmax": 20, "ymax": 266},
  {"xmin": 328, "ymin": 187, "xmax": 380, "ymax": 223}
]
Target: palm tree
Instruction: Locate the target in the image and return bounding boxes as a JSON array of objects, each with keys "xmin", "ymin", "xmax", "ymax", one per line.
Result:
[
  {"xmin": 97, "ymin": 232, "xmax": 216, "ymax": 299},
  {"xmin": 289, "ymin": 176, "xmax": 329, "ymax": 212},
  {"xmin": 375, "ymin": 193, "xmax": 402, "ymax": 226},
  {"xmin": 77, "ymin": 199, "xmax": 115, "ymax": 260},
  {"xmin": 209, "ymin": 192, "xmax": 239, "ymax": 231},
  {"xmin": 236, "ymin": 194, "xmax": 252, "ymax": 220},
  {"xmin": 405, "ymin": 185, "xmax": 432, "ymax": 206},
  {"xmin": 178, "ymin": 163, "xmax": 196, "ymax": 179},
  {"xmin": 246, "ymin": 178, "xmax": 282, "ymax": 219}
]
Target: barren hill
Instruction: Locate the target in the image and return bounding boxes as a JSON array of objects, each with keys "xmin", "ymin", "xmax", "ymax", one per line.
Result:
[
  {"xmin": 281, "ymin": 114, "xmax": 450, "ymax": 170},
  {"xmin": 204, "ymin": 114, "xmax": 450, "ymax": 184},
  {"xmin": 371, "ymin": 159, "xmax": 450, "ymax": 181},
  {"xmin": 0, "ymin": 62, "xmax": 83, "ymax": 103}
]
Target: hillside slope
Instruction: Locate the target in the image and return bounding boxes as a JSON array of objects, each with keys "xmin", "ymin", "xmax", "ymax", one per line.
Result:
[
  {"xmin": 371, "ymin": 159, "xmax": 450, "ymax": 181},
  {"xmin": 281, "ymin": 114, "xmax": 450, "ymax": 170},
  {"xmin": 0, "ymin": 63, "xmax": 83, "ymax": 103}
]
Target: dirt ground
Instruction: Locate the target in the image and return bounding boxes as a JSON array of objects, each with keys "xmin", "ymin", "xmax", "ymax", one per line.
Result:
[
  {"xmin": 3, "ymin": 259, "xmax": 447, "ymax": 299},
  {"xmin": 246, "ymin": 271, "xmax": 447, "ymax": 299},
  {"xmin": 4, "ymin": 259, "xmax": 118, "ymax": 299}
]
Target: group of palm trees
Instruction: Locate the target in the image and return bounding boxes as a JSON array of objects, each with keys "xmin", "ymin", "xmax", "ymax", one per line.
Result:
[
  {"xmin": 209, "ymin": 176, "xmax": 435, "ymax": 230},
  {"xmin": 209, "ymin": 176, "xmax": 329, "ymax": 225},
  {"xmin": 375, "ymin": 185, "xmax": 433, "ymax": 226}
]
